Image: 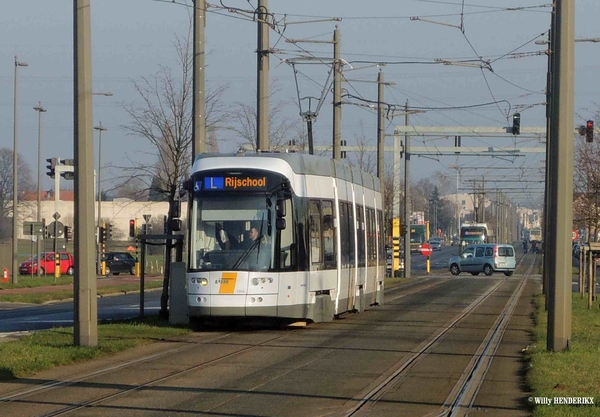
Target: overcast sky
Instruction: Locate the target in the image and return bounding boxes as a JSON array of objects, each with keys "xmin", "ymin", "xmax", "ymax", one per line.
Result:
[{"xmin": 1, "ymin": 0, "xmax": 599, "ymax": 207}]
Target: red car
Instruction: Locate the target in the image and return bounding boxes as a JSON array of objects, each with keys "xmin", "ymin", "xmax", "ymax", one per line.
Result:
[{"xmin": 19, "ymin": 252, "xmax": 75, "ymax": 276}]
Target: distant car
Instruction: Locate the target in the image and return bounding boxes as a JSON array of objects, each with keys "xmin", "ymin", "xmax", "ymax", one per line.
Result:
[
  {"xmin": 386, "ymin": 249, "xmax": 404, "ymax": 277},
  {"xmin": 102, "ymin": 252, "xmax": 137, "ymax": 276},
  {"xmin": 429, "ymin": 239, "xmax": 442, "ymax": 251},
  {"xmin": 19, "ymin": 252, "xmax": 75, "ymax": 276}
]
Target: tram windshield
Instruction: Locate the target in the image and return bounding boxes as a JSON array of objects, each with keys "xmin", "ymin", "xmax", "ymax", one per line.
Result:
[{"xmin": 190, "ymin": 194, "xmax": 275, "ymax": 271}]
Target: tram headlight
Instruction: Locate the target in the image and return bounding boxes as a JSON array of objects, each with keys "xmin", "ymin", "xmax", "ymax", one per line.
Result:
[
  {"xmin": 251, "ymin": 278, "xmax": 259, "ymax": 286},
  {"xmin": 191, "ymin": 277, "xmax": 209, "ymax": 286}
]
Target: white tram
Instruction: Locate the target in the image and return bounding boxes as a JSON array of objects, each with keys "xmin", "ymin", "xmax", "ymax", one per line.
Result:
[{"xmin": 186, "ymin": 152, "xmax": 385, "ymax": 323}]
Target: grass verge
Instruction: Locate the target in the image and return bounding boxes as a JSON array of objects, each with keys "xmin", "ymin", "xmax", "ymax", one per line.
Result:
[
  {"xmin": 385, "ymin": 277, "xmax": 411, "ymax": 288},
  {"xmin": 526, "ymin": 293, "xmax": 600, "ymax": 416},
  {"xmin": 0, "ymin": 317, "xmax": 191, "ymax": 381}
]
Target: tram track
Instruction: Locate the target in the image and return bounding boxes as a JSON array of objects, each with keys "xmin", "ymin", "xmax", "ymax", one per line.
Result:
[
  {"xmin": 7, "ymin": 280, "xmax": 454, "ymax": 417},
  {"xmin": 0, "ymin": 331, "xmax": 294, "ymax": 417},
  {"xmin": 341, "ymin": 254, "xmax": 537, "ymax": 417}
]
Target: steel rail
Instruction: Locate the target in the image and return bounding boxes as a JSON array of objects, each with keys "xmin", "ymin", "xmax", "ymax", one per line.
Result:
[{"xmin": 343, "ymin": 253, "xmax": 535, "ymax": 417}]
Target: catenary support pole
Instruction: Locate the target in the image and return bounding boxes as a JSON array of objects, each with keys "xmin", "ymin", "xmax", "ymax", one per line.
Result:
[
  {"xmin": 544, "ymin": 4, "xmax": 556, "ymax": 309},
  {"xmin": 547, "ymin": 0, "xmax": 573, "ymax": 352},
  {"xmin": 332, "ymin": 27, "xmax": 341, "ymax": 160},
  {"xmin": 404, "ymin": 101, "xmax": 411, "ymax": 278},
  {"xmin": 192, "ymin": 0, "xmax": 206, "ymax": 157},
  {"xmin": 377, "ymin": 70, "xmax": 384, "ymax": 181},
  {"xmin": 256, "ymin": 0, "xmax": 269, "ymax": 152},
  {"xmin": 74, "ymin": 0, "xmax": 98, "ymax": 347}
]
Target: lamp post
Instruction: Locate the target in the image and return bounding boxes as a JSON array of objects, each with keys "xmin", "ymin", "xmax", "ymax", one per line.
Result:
[
  {"xmin": 94, "ymin": 122, "xmax": 107, "ymax": 275},
  {"xmin": 12, "ymin": 56, "xmax": 28, "ymax": 284},
  {"xmin": 33, "ymin": 102, "xmax": 46, "ymax": 276}
]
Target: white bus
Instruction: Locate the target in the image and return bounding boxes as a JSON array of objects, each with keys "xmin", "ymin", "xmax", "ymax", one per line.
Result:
[{"xmin": 185, "ymin": 152, "xmax": 385, "ymax": 324}]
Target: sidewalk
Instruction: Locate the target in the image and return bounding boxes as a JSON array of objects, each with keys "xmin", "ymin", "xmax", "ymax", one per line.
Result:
[{"xmin": 0, "ymin": 274, "xmax": 164, "ymax": 296}]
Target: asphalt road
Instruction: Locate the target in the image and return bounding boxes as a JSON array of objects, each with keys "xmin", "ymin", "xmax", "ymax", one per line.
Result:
[{"xmin": 0, "ymin": 291, "xmax": 162, "ymax": 334}]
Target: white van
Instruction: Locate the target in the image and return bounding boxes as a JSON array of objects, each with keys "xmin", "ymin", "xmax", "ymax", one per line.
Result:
[{"xmin": 448, "ymin": 244, "xmax": 516, "ymax": 276}]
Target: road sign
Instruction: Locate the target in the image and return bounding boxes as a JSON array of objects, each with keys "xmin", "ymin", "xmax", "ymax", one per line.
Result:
[
  {"xmin": 420, "ymin": 243, "xmax": 433, "ymax": 257},
  {"xmin": 23, "ymin": 221, "xmax": 45, "ymax": 236},
  {"xmin": 572, "ymin": 230, "xmax": 579, "ymax": 241},
  {"xmin": 47, "ymin": 221, "xmax": 64, "ymax": 238},
  {"xmin": 143, "ymin": 214, "xmax": 152, "ymax": 223}
]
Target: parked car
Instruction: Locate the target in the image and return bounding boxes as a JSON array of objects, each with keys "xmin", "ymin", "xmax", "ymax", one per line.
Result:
[
  {"xmin": 448, "ymin": 244, "xmax": 516, "ymax": 277},
  {"xmin": 19, "ymin": 252, "xmax": 75, "ymax": 276},
  {"xmin": 102, "ymin": 252, "xmax": 137, "ymax": 276}
]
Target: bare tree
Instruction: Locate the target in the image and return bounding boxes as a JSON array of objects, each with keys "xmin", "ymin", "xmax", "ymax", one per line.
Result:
[
  {"xmin": 228, "ymin": 84, "xmax": 306, "ymax": 152},
  {"xmin": 574, "ymin": 115, "xmax": 600, "ymax": 240},
  {"xmin": 118, "ymin": 28, "xmax": 228, "ymax": 317},
  {"xmin": 0, "ymin": 148, "xmax": 34, "ymax": 241}
]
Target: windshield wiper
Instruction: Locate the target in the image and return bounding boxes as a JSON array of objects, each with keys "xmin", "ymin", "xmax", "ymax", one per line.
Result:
[{"xmin": 231, "ymin": 238, "xmax": 261, "ymax": 269}]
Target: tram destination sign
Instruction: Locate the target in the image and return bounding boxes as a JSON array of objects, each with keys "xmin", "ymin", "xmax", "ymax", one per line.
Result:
[{"xmin": 199, "ymin": 176, "xmax": 268, "ymax": 191}]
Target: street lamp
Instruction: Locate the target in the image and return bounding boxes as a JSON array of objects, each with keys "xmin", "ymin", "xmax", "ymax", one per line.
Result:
[
  {"xmin": 12, "ymin": 56, "xmax": 28, "ymax": 284},
  {"xmin": 33, "ymin": 102, "xmax": 46, "ymax": 276},
  {"xmin": 95, "ymin": 122, "xmax": 107, "ymax": 274}
]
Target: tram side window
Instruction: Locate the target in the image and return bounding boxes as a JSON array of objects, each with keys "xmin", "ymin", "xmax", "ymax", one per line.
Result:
[
  {"xmin": 309, "ymin": 200, "xmax": 322, "ymax": 264},
  {"xmin": 367, "ymin": 208, "xmax": 376, "ymax": 266},
  {"xmin": 357, "ymin": 205, "xmax": 366, "ymax": 267},
  {"xmin": 322, "ymin": 200, "xmax": 336, "ymax": 268},
  {"xmin": 377, "ymin": 210, "xmax": 384, "ymax": 263},
  {"xmin": 339, "ymin": 202, "xmax": 350, "ymax": 266},
  {"xmin": 348, "ymin": 202, "xmax": 355, "ymax": 263}
]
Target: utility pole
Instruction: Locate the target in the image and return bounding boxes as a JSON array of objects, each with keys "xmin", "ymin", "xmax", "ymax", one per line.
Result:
[
  {"xmin": 192, "ymin": 0, "xmax": 206, "ymax": 157},
  {"xmin": 256, "ymin": 0, "xmax": 269, "ymax": 152},
  {"xmin": 95, "ymin": 122, "xmax": 107, "ymax": 275},
  {"xmin": 543, "ymin": 4, "xmax": 556, "ymax": 306},
  {"xmin": 12, "ymin": 56, "xmax": 28, "ymax": 284},
  {"xmin": 332, "ymin": 26, "xmax": 341, "ymax": 160},
  {"xmin": 404, "ymin": 101, "xmax": 411, "ymax": 278},
  {"xmin": 34, "ymin": 102, "xmax": 46, "ymax": 277},
  {"xmin": 481, "ymin": 177, "xmax": 486, "ymax": 223},
  {"xmin": 377, "ymin": 70, "xmax": 385, "ymax": 180},
  {"xmin": 74, "ymin": 0, "xmax": 98, "ymax": 347},
  {"xmin": 547, "ymin": 0, "xmax": 573, "ymax": 352}
]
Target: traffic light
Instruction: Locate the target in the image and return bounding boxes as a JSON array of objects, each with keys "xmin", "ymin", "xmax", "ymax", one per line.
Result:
[
  {"xmin": 107, "ymin": 223, "xmax": 113, "ymax": 239},
  {"xmin": 98, "ymin": 226, "xmax": 106, "ymax": 243},
  {"xmin": 511, "ymin": 113, "xmax": 521, "ymax": 135},
  {"xmin": 60, "ymin": 159, "xmax": 75, "ymax": 180},
  {"xmin": 64, "ymin": 226, "xmax": 72, "ymax": 243},
  {"xmin": 129, "ymin": 219, "xmax": 136, "ymax": 237},
  {"xmin": 46, "ymin": 157, "xmax": 59, "ymax": 178},
  {"xmin": 586, "ymin": 120, "xmax": 594, "ymax": 143}
]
